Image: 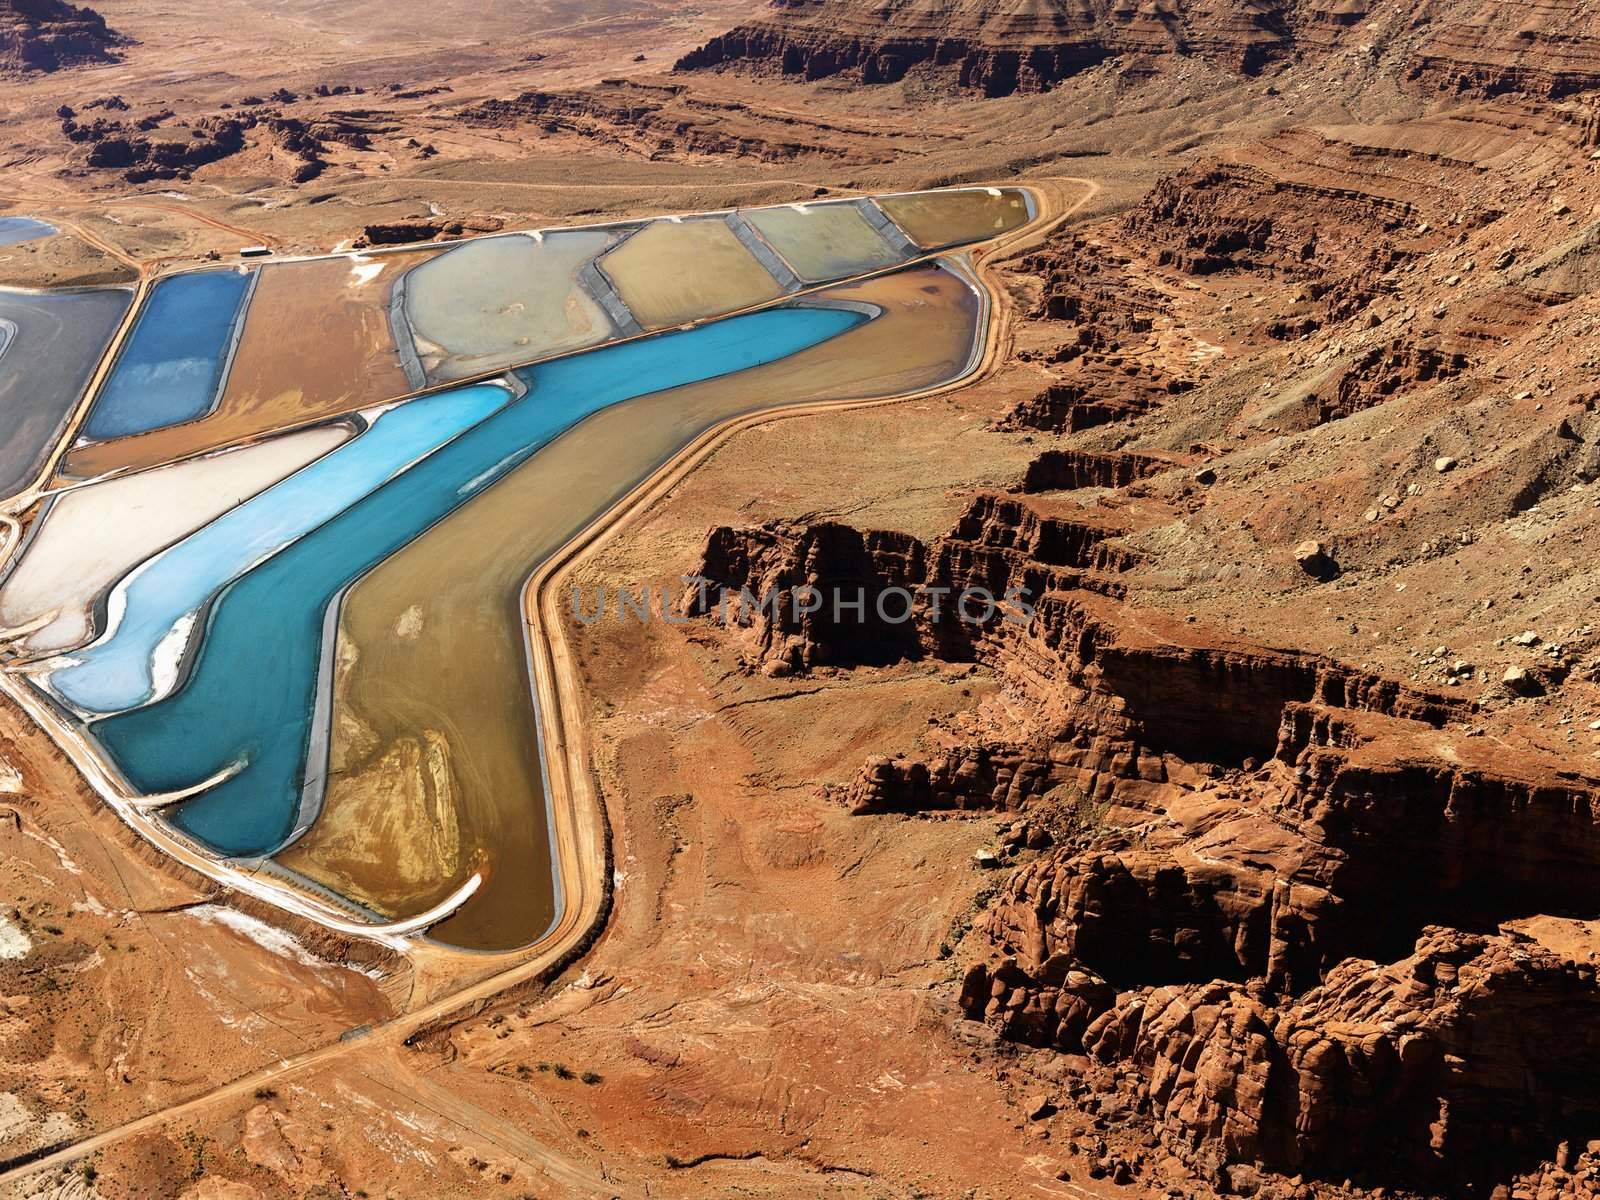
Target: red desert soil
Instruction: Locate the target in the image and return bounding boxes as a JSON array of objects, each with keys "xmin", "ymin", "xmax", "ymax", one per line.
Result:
[{"xmin": 7, "ymin": 1, "xmax": 1600, "ymax": 1198}]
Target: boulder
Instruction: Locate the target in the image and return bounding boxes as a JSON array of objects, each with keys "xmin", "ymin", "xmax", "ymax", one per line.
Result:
[{"xmin": 1293, "ymin": 540, "xmax": 1338, "ymax": 580}]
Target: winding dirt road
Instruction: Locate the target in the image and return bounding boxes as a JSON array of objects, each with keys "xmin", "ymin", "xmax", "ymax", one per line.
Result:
[
  {"xmin": 0, "ymin": 190, "xmax": 277, "ymax": 257},
  {"xmin": 106, "ymin": 199, "xmax": 281, "ymax": 250}
]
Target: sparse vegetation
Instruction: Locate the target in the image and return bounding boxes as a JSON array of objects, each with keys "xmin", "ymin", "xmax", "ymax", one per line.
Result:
[{"xmin": 1045, "ymin": 781, "xmax": 1109, "ymax": 840}]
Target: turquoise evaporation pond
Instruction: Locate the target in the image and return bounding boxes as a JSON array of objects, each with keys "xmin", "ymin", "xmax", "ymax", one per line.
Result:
[
  {"xmin": 82, "ymin": 269, "xmax": 253, "ymax": 441},
  {"xmin": 49, "ymin": 384, "xmax": 514, "ymax": 715},
  {"xmin": 0, "ymin": 217, "xmax": 56, "ymax": 247},
  {"xmin": 87, "ymin": 303, "xmax": 868, "ymax": 855}
]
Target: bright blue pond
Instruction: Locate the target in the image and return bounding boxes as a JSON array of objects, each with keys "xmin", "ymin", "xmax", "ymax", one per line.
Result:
[
  {"xmin": 50, "ymin": 384, "xmax": 513, "ymax": 714},
  {"xmin": 88, "ymin": 303, "xmax": 868, "ymax": 855},
  {"xmin": 0, "ymin": 217, "xmax": 56, "ymax": 247},
  {"xmin": 82, "ymin": 269, "xmax": 253, "ymax": 441}
]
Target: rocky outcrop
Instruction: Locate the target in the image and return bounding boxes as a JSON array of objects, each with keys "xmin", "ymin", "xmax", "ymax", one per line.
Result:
[
  {"xmin": 681, "ymin": 0, "xmax": 1600, "ymax": 102},
  {"xmin": 357, "ymin": 222, "xmax": 445, "ymax": 246},
  {"xmin": 90, "ymin": 127, "xmax": 232, "ymax": 176},
  {"xmin": 1407, "ymin": 3, "xmax": 1600, "ymax": 99},
  {"xmin": 683, "ymin": 493, "xmax": 1140, "ymax": 675},
  {"xmin": 59, "ymin": 106, "xmax": 345, "ymax": 183},
  {"xmin": 966, "ymin": 705, "xmax": 1600, "ymax": 973},
  {"xmin": 1080, "ymin": 929, "xmax": 1600, "ymax": 1190},
  {"xmin": 683, "ymin": 521, "xmax": 929, "ymax": 674},
  {"xmin": 841, "ymin": 590, "xmax": 1473, "ymax": 809},
  {"xmin": 1019, "ymin": 233, "xmax": 1169, "ymax": 341},
  {"xmin": 693, "ymin": 480, "xmax": 1469, "ymax": 815},
  {"xmin": 1320, "ymin": 337, "xmax": 1473, "ymax": 423},
  {"xmin": 971, "ymin": 840, "xmax": 1308, "ymax": 995},
  {"xmin": 675, "ymin": 0, "xmax": 1374, "ymax": 97},
  {"xmin": 1019, "ymin": 449, "xmax": 1172, "ymax": 492},
  {"xmin": 0, "ymin": 0, "xmax": 122, "ymax": 73},
  {"xmin": 1124, "ymin": 161, "xmax": 1424, "ymax": 320},
  {"xmin": 995, "ymin": 380, "xmax": 1167, "ymax": 434},
  {"xmin": 79, "ymin": 118, "xmax": 249, "ymax": 181},
  {"xmin": 677, "ymin": 22, "xmax": 1113, "ymax": 98},
  {"xmin": 942, "ymin": 493, "xmax": 1139, "ymax": 583},
  {"xmin": 1027, "ymin": 592, "xmax": 1460, "ymax": 756},
  {"xmin": 958, "ymin": 950, "xmax": 1115, "ymax": 1051},
  {"xmin": 457, "ymin": 80, "xmax": 859, "ymax": 162},
  {"xmin": 1281, "ymin": 707, "xmax": 1600, "ymax": 933},
  {"xmin": 937, "ymin": 578, "xmax": 1600, "ymax": 1191},
  {"xmin": 999, "ymin": 227, "xmax": 1194, "ymax": 432},
  {"xmin": 950, "ymin": 698, "xmax": 1600, "ymax": 1191}
]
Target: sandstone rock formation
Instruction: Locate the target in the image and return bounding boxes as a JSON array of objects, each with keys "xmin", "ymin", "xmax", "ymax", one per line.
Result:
[
  {"xmin": 1082, "ymin": 929, "xmax": 1600, "ymax": 1190},
  {"xmin": 693, "ymin": 478, "xmax": 1600, "ymax": 1190},
  {"xmin": 680, "ymin": 0, "xmax": 1600, "ymax": 107},
  {"xmin": 0, "ymin": 0, "xmax": 121, "ymax": 73},
  {"xmin": 1123, "ymin": 157, "xmax": 1445, "ymax": 325},
  {"xmin": 683, "ymin": 521, "xmax": 930, "ymax": 674},
  {"xmin": 57, "ymin": 102, "xmax": 382, "ymax": 183},
  {"xmin": 676, "ymin": 0, "xmax": 1376, "ymax": 96},
  {"xmin": 998, "ymin": 230, "xmax": 1193, "ymax": 432},
  {"xmin": 689, "ymin": 466, "xmax": 1600, "ymax": 1190},
  {"xmin": 684, "ymin": 489, "xmax": 1141, "ymax": 673},
  {"xmin": 1018, "ymin": 449, "xmax": 1172, "ymax": 493},
  {"xmin": 1407, "ymin": 2, "xmax": 1600, "ymax": 99},
  {"xmin": 680, "ymin": 113, "xmax": 1600, "ymax": 1192},
  {"xmin": 456, "ymin": 80, "xmax": 862, "ymax": 162}
]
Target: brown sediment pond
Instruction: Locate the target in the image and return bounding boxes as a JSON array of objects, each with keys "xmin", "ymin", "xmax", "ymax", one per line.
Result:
[
  {"xmin": 877, "ymin": 188, "xmax": 1032, "ymax": 251},
  {"xmin": 59, "ymin": 251, "xmax": 437, "ymax": 480},
  {"xmin": 275, "ymin": 260, "xmax": 985, "ymax": 951},
  {"xmin": 403, "ymin": 230, "xmax": 621, "ymax": 382},
  {"xmin": 744, "ymin": 202, "xmax": 906, "ymax": 283},
  {"xmin": 597, "ymin": 217, "xmax": 785, "ymax": 329},
  {"xmin": 51, "ymin": 190, "xmax": 1026, "ymax": 484}
]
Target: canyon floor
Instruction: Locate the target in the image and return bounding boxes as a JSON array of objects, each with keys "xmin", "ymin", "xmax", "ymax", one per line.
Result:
[{"xmin": 6, "ymin": 0, "xmax": 1600, "ymax": 1197}]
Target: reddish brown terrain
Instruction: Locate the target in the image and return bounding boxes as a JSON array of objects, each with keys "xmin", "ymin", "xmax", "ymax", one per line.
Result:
[{"xmin": 7, "ymin": 1, "xmax": 1600, "ymax": 1198}]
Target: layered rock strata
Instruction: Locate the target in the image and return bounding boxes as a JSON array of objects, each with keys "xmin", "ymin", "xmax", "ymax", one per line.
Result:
[
  {"xmin": 0, "ymin": 0, "xmax": 122, "ymax": 73},
  {"xmin": 676, "ymin": 0, "xmax": 1373, "ymax": 96}
]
